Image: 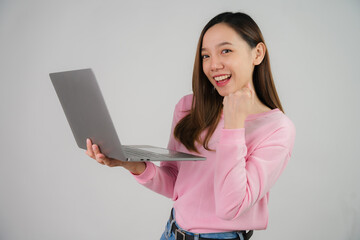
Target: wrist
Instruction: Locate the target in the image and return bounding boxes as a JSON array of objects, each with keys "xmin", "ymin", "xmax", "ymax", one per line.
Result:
[{"xmin": 127, "ymin": 162, "xmax": 146, "ymax": 175}]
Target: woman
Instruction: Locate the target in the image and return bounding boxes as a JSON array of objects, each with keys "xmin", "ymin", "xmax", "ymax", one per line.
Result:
[{"xmin": 86, "ymin": 12, "xmax": 296, "ymax": 240}]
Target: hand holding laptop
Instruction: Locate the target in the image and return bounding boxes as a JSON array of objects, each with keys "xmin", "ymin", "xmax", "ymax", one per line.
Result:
[{"xmin": 85, "ymin": 138, "xmax": 146, "ymax": 175}]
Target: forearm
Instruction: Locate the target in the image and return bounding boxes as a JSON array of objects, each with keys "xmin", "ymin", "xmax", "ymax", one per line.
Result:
[
  {"xmin": 214, "ymin": 128, "xmax": 293, "ymax": 220},
  {"xmin": 214, "ymin": 128, "xmax": 248, "ymax": 220},
  {"xmin": 133, "ymin": 162, "xmax": 178, "ymax": 199}
]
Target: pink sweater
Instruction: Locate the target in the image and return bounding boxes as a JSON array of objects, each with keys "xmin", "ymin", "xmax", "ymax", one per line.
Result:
[{"xmin": 134, "ymin": 94, "xmax": 296, "ymax": 233}]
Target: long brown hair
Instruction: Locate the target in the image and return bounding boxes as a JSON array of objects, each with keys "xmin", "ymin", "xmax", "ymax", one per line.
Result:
[{"xmin": 174, "ymin": 12, "xmax": 283, "ymax": 153}]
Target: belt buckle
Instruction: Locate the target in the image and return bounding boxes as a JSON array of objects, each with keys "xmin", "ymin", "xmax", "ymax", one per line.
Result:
[{"xmin": 175, "ymin": 229, "xmax": 186, "ymax": 240}]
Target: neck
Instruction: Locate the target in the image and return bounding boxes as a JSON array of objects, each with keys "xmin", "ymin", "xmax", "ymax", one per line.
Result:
[{"xmin": 252, "ymin": 94, "xmax": 271, "ymax": 114}]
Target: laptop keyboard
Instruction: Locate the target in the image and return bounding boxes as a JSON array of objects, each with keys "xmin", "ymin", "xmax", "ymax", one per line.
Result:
[{"xmin": 122, "ymin": 146, "xmax": 170, "ymax": 160}]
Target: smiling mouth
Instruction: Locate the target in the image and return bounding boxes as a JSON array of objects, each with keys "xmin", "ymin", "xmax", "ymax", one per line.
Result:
[{"xmin": 214, "ymin": 74, "xmax": 231, "ymax": 82}]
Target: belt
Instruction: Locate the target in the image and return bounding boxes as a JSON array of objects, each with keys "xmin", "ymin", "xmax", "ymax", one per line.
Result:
[{"xmin": 169, "ymin": 211, "xmax": 253, "ymax": 240}]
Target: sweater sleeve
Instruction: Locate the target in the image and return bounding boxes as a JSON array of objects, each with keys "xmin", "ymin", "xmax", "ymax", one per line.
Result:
[
  {"xmin": 133, "ymin": 97, "xmax": 187, "ymax": 199},
  {"xmin": 214, "ymin": 123, "xmax": 296, "ymax": 220}
]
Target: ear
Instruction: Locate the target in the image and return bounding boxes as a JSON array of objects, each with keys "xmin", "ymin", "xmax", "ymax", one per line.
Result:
[{"xmin": 253, "ymin": 42, "xmax": 266, "ymax": 66}]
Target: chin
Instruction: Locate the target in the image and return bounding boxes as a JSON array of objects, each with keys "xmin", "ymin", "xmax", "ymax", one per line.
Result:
[{"xmin": 217, "ymin": 92, "xmax": 226, "ymax": 97}]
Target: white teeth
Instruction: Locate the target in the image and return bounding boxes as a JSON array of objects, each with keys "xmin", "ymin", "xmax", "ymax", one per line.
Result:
[{"xmin": 214, "ymin": 74, "xmax": 231, "ymax": 82}]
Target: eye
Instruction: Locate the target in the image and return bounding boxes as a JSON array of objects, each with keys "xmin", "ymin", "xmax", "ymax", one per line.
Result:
[
  {"xmin": 201, "ymin": 54, "xmax": 209, "ymax": 59},
  {"xmin": 221, "ymin": 49, "xmax": 232, "ymax": 54}
]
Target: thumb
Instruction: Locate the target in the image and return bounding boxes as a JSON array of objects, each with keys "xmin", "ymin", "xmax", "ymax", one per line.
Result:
[
  {"xmin": 243, "ymin": 82, "xmax": 255, "ymax": 99},
  {"xmin": 246, "ymin": 82, "xmax": 255, "ymax": 94},
  {"xmin": 246, "ymin": 82, "xmax": 252, "ymax": 90}
]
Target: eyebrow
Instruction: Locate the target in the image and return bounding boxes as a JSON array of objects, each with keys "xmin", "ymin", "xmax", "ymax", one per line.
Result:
[{"xmin": 201, "ymin": 42, "xmax": 233, "ymax": 51}]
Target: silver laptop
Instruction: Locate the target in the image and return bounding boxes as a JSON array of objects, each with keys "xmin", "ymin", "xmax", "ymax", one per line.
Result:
[{"xmin": 50, "ymin": 68, "xmax": 205, "ymax": 162}]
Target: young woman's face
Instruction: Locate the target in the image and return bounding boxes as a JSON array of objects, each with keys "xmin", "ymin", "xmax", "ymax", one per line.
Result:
[{"xmin": 201, "ymin": 23, "xmax": 257, "ymax": 97}]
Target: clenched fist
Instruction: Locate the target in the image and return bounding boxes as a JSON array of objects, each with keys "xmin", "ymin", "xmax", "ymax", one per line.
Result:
[{"xmin": 223, "ymin": 82, "xmax": 255, "ymax": 129}]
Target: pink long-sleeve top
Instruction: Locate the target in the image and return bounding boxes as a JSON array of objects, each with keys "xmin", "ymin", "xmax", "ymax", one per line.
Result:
[{"xmin": 134, "ymin": 94, "xmax": 296, "ymax": 233}]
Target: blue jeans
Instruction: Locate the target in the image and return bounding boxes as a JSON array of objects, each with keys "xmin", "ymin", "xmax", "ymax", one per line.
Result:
[{"xmin": 160, "ymin": 210, "xmax": 245, "ymax": 240}]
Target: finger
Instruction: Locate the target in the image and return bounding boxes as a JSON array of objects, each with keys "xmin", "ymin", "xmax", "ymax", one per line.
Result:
[
  {"xmin": 101, "ymin": 157, "xmax": 113, "ymax": 167},
  {"xmin": 96, "ymin": 156, "xmax": 105, "ymax": 165},
  {"xmin": 96, "ymin": 156, "xmax": 106, "ymax": 165},
  {"xmin": 246, "ymin": 82, "xmax": 252, "ymax": 90},
  {"xmin": 240, "ymin": 84, "xmax": 253, "ymax": 98},
  {"xmin": 101, "ymin": 156, "xmax": 115, "ymax": 167},
  {"xmin": 246, "ymin": 82, "xmax": 255, "ymax": 96},
  {"xmin": 86, "ymin": 138, "xmax": 95, "ymax": 158},
  {"xmin": 241, "ymin": 82, "xmax": 252, "ymax": 93},
  {"xmin": 249, "ymin": 84, "xmax": 255, "ymax": 103},
  {"xmin": 92, "ymin": 144, "xmax": 106, "ymax": 164},
  {"xmin": 244, "ymin": 82, "xmax": 253, "ymax": 90},
  {"xmin": 92, "ymin": 144, "xmax": 99, "ymax": 154},
  {"xmin": 96, "ymin": 154, "xmax": 106, "ymax": 165}
]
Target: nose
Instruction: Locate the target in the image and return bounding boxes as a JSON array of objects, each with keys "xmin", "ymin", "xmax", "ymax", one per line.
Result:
[{"xmin": 210, "ymin": 56, "xmax": 223, "ymax": 71}]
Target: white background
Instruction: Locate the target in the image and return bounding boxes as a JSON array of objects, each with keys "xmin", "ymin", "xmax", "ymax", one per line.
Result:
[{"xmin": 0, "ymin": 0, "xmax": 359, "ymax": 239}]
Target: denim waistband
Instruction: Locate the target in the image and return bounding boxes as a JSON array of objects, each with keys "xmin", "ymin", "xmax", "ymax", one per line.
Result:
[{"xmin": 166, "ymin": 209, "xmax": 249, "ymax": 240}]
